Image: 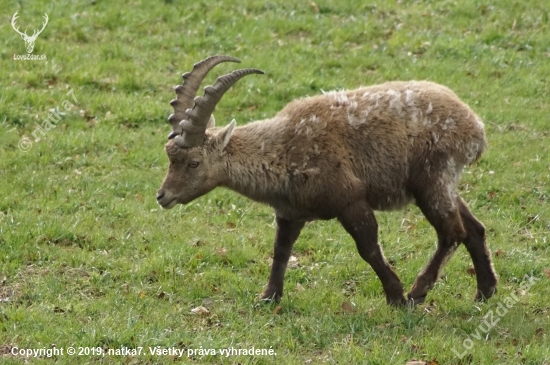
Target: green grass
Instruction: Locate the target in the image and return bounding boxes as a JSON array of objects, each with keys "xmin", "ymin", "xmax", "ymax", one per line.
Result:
[{"xmin": 1, "ymin": 0, "xmax": 549, "ymax": 364}]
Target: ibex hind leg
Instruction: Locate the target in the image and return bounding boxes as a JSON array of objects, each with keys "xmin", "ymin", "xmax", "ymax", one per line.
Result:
[
  {"xmin": 408, "ymin": 188, "xmax": 467, "ymax": 305},
  {"xmin": 260, "ymin": 217, "xmax": 305, "ymax": 302},
  {"xmin": 458, "ymin": 197, "xmax": 497, "ymax": 301},
  {"xmin": 338, "ymin": 200, "xmax": 407, "ymax": 306}
]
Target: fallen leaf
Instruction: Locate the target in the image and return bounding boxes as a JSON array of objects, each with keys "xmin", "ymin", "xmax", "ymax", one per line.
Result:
[
  {"xmin": 466, "ymin": 267, "xmax": 476, "ymax": 276},
  {"xmin": 296, "ymin": 283, "xmax": 305, "ymax": 291},
  {"xmin": 215, "ymin": 247, "xmax": 228, "ymax": 256},
  {"xmin": 542, "ymin": 269, "xmax": 550, "ymax": 279},
  {"xmin": 0, "ymin": 345, "xmax": 13, "ymax": 355},
  {"xmin": 406, "ymin": 360, "xmax": 440, "ymax": 365},
  {"xmin": 410, "ymin": 343, "xmax": 423, "ymax": 353},
  {"xmin": 526, "ymin": 214, "xmax": 540, "ymax": 224},
  {"xmin": 190, "ymin": 306, "xmax": 210, "ymax": 315},
  {"xmin": 341, "ymin": 301, "xmax": 355, "ymax": 313},
  {"xmin": 157, "ymin": 291, "xmax": 166, "ymax": 299},
  {"xmin": 0, "ymin": 289, "xmax": 12, "ymax": 302},
  {"xmin": 494, "ymin": 249, "xmax": 505, "ymax": 257},
  {"xmin": 287, "ymin": 255, "xmax": 299, "ymax": 268},
  {"xmin": 424, "ymin": 300, "xmax": 437, "ymax": 313},
  {"xmin": 273, "ymin": 306, "xmax": 283, "ymax": 315},
  {"xmin": 310, "ymin": 2, "xmax": 320, "ymax": 13}
]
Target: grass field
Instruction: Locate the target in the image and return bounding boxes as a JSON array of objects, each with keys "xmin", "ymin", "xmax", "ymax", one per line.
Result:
[{"xmin": 1, "ymin": 0, "xmax": 549, "ymax": 364}]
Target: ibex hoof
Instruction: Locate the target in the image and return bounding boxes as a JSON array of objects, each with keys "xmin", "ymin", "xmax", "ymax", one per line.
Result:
[
  {"xmin": 406, "ymin": 294, "xmax": 426, "ymax": 307},
  {"xmin": 387, "ymin": 295, "xmax": 408, "ymax": 307},
  {"xmin": 474, "ymin": 286, "xmax": 497, "ymax": 302},
  {"xmin": 259, "ymin": 290, "xmax": 282, "ymax": 303}
]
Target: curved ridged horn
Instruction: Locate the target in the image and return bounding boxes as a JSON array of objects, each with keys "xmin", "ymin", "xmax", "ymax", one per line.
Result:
[
  {"xmin": 176, "ymin": 68, "xmax": 264, "ymax": 148},
  {"xmin": 168, "ymin": 55, "xmax": 241, "ymax": 139}
]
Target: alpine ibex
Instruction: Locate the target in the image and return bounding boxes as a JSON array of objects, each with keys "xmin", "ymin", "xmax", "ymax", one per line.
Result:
[{"xmin": 157, "ymin": 55, "xmax": 497, "ymax": 306}]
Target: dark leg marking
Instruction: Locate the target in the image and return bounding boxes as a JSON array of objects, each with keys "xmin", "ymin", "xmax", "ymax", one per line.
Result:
[
  {"xmin": 338, "ymin": 200, "xmax": 406, "ymax": 306},
  {"xmin": 260, "ymin": 217, "xmax": 305, "ymax": 302},
  {"xmin": 458, "ymin": 197, "xmax": 497, "ymax": 301}
]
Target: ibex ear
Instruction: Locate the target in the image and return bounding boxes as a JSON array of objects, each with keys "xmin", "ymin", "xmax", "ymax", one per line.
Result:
[
  {"xmin": 206, "ymin": 115, "xmax": 216, "ymax": 129},
  {"xmin": 217, "ymin": 119, "xmax": 236, "ymax": 150}
]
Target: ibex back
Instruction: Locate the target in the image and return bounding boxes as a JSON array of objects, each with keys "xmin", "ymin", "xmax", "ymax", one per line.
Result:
[{"xmin": 156, "ymin": 56, "xmax": 497, "ymax": 306}]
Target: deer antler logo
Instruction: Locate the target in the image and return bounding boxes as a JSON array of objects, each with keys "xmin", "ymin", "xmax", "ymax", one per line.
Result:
[{"xmin": 11, "ymin": 11, "xmax": 49, "ymax": 54}]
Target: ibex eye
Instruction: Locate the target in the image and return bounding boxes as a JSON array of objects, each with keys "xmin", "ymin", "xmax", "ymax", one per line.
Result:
[{"xmin": 189, "ymin": 162, "xmax": 199, "ymax": 168}]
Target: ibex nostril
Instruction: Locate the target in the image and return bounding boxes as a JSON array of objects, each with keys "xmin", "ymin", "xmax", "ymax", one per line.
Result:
[{"xmin": 156, "ymin": 192, "xmax": 164, "ymax": 201}]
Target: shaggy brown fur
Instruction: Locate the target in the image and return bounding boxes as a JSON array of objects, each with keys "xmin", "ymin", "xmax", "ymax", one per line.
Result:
[{"xmin": 158, "ymin": 74, "xmax": 497, "ymax": 306}]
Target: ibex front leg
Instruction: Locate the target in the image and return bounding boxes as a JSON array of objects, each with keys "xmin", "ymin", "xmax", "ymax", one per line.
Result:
[
  {"xmin": 260, "ymin": 217, "xmax": 305, "ymax": 302},
  {"xmin": 338, "ymin": 201, "xmax": 407, "ymax": 306}
]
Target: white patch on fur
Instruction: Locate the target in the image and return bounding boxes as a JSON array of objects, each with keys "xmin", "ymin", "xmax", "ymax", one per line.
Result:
[
  {"xmin": 426, "ymin": 102, "xmax": 433, "ymax": 114},
  {"xmin": 347, "ymin": 101, "xmax": 365, "ymax": 128},
  {"xmin": 327, "ymin": 90, "xmax": 350, "ymax": 110},
  {"xmin": 295, "ymin": 115, "xmax": 325, "ymax": 139},
  {"xmin": 446, "ymin": 183, "xmax": 458, "ymax": 210},
  {"xmin": 386, "ymin": 89, "xmax": 400, "ymax": 98},
  {"xmin": 294, "ymin": 118, "xmax": 306, "ymax": 136},
  {"xmin": 368, "ymin": 92, "xmax": 383, "ymax": 109},
  {"xmin": 312, "ymin": 144, "xmax": 320, "ymax": 155},
  {"xmin": 444, "ymin": 158, "xmax": 463, "ymax": 202},
  {"xmin": 436, "ymin": 169, "xmax": 459, "ymax": 214},
  {"xmin": 405, "ymin": 89, "xmax": 415, "ymax": 105},
  {"xmin": 474, "ymin": 116, "xmax": 485, "ymax": 129},
  {"xmin": 430, "ymin": 130, "xmax": 440, "ymax": 143},
  {"xmin": 409, "ymin": 106, "xmax": 423, "ymax": 126},
  {"xmin": 362, "ymin": 106, "xmax": 374, "ymax": 119},
  {"xmin": 348, "ymin": 101, "xmax": 358, "ymax": 113},
  {"xmin": 441, "ymin": 117, "xmax": 456, "ymax": 131},
  {"xmin": 387, "ymin": 89, "xmax": 404, "ymax": 115}
]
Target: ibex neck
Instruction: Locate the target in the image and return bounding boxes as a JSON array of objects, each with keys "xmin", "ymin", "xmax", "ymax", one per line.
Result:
[{"xmin": 222, "ymin": 119, "xmax": 290, "ymax": 205}]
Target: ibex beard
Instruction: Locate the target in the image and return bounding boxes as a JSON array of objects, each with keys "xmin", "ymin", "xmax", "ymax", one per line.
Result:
[{"xmin": 157, "ymin": 55, "xmax": 498, "ymax": 307}]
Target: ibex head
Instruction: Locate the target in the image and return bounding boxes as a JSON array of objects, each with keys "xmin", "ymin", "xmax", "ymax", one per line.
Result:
[
  {"xmin": 157, "ymin": 56, "xmax": 263, "ymax": 209},
  {"xmin": 11, "ymin": 11, "xmax": 49, "ymax": 54}
]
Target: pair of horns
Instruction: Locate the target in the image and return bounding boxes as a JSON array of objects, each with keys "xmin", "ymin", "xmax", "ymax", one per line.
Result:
[{"xmin": 167, "ymin": 55, "xmax": 264, "ymax": 147}]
